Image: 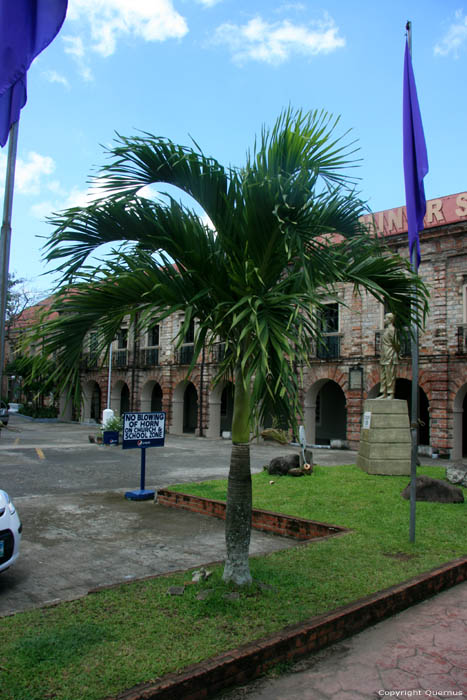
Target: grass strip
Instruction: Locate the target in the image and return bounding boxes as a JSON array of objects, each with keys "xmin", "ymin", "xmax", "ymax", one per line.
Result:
[{"xmin": 0, "ymin": 464, "xmax": 465, "ymax": 700}]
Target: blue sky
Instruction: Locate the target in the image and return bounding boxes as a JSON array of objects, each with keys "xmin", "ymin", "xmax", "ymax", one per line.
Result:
[{"xmin": 1, "ymin": 0, "xmax": 466, "ymax": 294}]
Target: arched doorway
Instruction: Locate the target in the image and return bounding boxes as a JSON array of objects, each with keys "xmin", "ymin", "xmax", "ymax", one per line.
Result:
[
  {"xmin": 82, "ymin": 380, "xmax": 101, "ymax": 422},
  {"xmin": 183, "ymin": 383, "xmax": 198, "ymax": 433},
  {"xmin": 91, "ymin": 384, "xmax": 101, "ymax": 421},
  {"xmin": 151, "ymin": 383, "xmax": 163, "ymax": 412},
  {"xmin": 110, "ymin": 380, "xmax": 130, "ymax": 417},
  {"xmin": 206, "ymin": 380, "xmax": 234, "ymax": 438},
  {"xmin": 452, "ymin": 384, "xmax": 467, "ymax": 459},
  {"xmin": 121, "ymin": 384, "xmax": 130, "ymax": 414},
  {"xmin": 140, "ymin": 380, "xmax": 163, "ymax": 413},
  {"xmin": 394, "ymin": 379, "xmax": 430, "ymax": 446},
  {"xmin": 220, "ymin": 382, "xmax": 234, "ymax": 435},
  {"xmin": 304, "ymin": 379, "xmax": 346, "ymax": 446}
]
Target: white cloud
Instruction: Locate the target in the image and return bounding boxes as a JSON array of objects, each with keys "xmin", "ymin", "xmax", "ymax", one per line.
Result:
[
  {"xmin": 434, "ymin": 9, "xmax": 467, "ymax": 57},
  {"xmin": 63, "ymin": 35, "xmax": 94, "ymax": 81},
  {"xmin": 42, "ymin": 70, "xmax": 70, "ymax": 89},
  {"xmin": 64, "ymin": 186, "xmax": 101, "ymax": 208},
  {"xmin": 62, "ymin": 34, "xmax": 85, "ymax": 59},
  {"xmin": 195, "ymin": 0, "xmax": 223, "ymax": 7},
  {"xmin": 66, "ymin": 0, "xmax": 189, "ymax": 60},
  {"xmin": 30, "ymin": 200, "xmax": 56, "ymax": 220},
  {"xmin": 212, "ymin": 13, "xmax": 345, "ymax": 65},
  {"xmin": 29, "ymin": 183, "xmax": 107, "ymax": 221},
  {"xmin": 0, "ymin": 152, "xmax": 56, "ymax": 197}
]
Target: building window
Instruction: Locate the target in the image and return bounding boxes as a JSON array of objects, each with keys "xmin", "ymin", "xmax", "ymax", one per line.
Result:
[
  {"xmin": 117, "ymin": 328, "xmax": 128, "ymax": 349},
  {"xmin": 115, "ymin": 328, "xmax": 128, "ymax": 367},
  {"xmin": 88, "ymin": 331, "xmax": 99, "ymax": 368},
  {"xmin": 457, "ymin": 283, "xmax": 467, "ymax": 354},
  {"xmin": 184, "ymin": 319, "xmax": 195, "ymax": 344},
  {"xmin": 148, "ymin": 323, "xmax": 159, "ymax": 348},
  {"xmin": 319, "ymin": 303, "xmax": 339, "ymax": 334},
  {"xmin": 316, "ymin": 303, "xmax": 340, "ymax": 359}
]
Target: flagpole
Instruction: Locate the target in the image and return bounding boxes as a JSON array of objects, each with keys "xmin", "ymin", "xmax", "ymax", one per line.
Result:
[
  {"xmin": 0, "ymin": 119, "xmax": 19, "ymax": 403},
  {"xmin": 406, "ymin": 20, "xmax": 419, "ymax": 543}
]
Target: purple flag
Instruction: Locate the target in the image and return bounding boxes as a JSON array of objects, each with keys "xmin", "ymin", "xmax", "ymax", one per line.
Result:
[
  {"xmin": 0, "ymin": 1, "xmax": 68, "ymax": 147},
  {"xmin": 403, "ymin": 38, "xmax": 428, "ymax": 267}
]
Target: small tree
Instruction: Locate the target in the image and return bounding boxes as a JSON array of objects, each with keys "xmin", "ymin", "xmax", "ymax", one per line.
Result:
[{"xmin": 29, "ymin": 108, "xmax": 428, "ymax": 584}]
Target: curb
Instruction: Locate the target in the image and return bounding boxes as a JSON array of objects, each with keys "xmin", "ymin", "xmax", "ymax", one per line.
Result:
[
  {"xmin": 156, "ymin": 488, "xmax": 351, "ymax": 541},
  {"xmin": 105, "ymin": 557, "xmax": 467, "ymax": 700}
]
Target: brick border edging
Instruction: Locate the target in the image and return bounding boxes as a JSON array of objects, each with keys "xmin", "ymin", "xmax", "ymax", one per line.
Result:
[
  {"xmin": 107, "ymin": 557, "xmax": 467, "ymax": 700},
  {"xmin": 156, "ymin": 489, "xmax": 350, "ymax": 540}
]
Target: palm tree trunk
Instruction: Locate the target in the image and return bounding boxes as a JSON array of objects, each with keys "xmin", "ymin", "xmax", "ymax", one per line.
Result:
[{"xmin": 222, "ymin": 369, "xmax": 252, "ymax": 585}]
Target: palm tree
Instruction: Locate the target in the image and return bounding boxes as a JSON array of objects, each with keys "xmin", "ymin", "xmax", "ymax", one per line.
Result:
[{"xmin": 33, "ymin": 108, "xmax": 427, "ymax": 585}]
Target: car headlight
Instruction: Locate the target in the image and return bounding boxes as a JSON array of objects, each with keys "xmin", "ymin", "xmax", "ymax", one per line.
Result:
[{"xmin": 0, "ymin": 490, "xmax": 15, "ymax": 515}]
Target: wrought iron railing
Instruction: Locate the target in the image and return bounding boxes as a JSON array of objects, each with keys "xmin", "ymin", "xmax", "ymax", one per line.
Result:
[
  {"xmin": 113, "ymin": 349, "xmax": 128, "ymax": 367},
  {"xmin": 175, "ymin": 344, "xmax": 195, "ymax": 365},
  {"xmin": 139, "ymin": 347, "xmax": 159, "ymax": 367},
  {"xmin": 316, "ymin": 333, "xmax": 341, "ymax": 360},
  {"xmin": 211, "ymin": 342, "xmax": 226, "ymax": 364},
  {"xmin": 80, "ymin": 352, "xmax": 100, "ymax": 370}
]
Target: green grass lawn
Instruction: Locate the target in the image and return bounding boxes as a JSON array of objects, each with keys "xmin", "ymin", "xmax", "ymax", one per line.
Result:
[{"xmin": 1, "ymin": 464, "xmax": 465, "ymax": 700}]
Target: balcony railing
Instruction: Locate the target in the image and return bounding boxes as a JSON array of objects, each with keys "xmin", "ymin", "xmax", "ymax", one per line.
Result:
[
  {"xmin": 175, "ymin": 344, "xmax": 195, "ymax": 365},
  {"xmin": 139, "ymin": 347, "xmax": 160, "ymax": 367},
  {"xmin": 457, "ymin": 325, "xmax": 467, "ymax": 354},
  {"xmin": 316, "ymin": 333, "xmax": 341, "ymax": 360},
  {"xmin": 113, "ymin": 349, "xmax": 128, "ymax": 367},
  {"xmin": 375, "ymin": 331, "xmax": 411, "ymax": 358},
  {"xmin": 80, "ymin": 352, "xmax": 100, "ymax": 370},
  {"xmin": 211, "ymin": 342, "xmax": 225, "ymax": 364}
]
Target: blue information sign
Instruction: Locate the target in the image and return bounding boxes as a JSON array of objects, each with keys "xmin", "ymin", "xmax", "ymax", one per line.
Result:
[{"xmin": 122, "ymin": 412, "xmax": 166, "ymax": 450}]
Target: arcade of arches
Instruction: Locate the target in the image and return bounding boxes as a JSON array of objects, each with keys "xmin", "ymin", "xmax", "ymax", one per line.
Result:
[{"xmin": 80, "ymin": 372, "xmax": 467, "ymax": 458}]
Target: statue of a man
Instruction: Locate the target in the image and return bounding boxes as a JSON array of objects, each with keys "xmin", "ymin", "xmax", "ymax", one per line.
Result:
[{"xmin": 378, "ymin": 312, "xmax": 399, "ymax": 399}]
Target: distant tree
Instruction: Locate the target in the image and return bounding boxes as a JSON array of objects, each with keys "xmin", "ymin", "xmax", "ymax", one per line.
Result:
[
  {"xmin": 29, "ymin": 108, "xmax": 428, "ymax": 584},
  {"xmin": 4, "ymin": 275, "xmax": 41, "ymax": 349}
]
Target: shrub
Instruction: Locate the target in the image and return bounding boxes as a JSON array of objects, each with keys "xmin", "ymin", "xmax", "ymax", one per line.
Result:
[
  {"xmin": 100, "ymin": 415, "xmax": 123, "ymax": 432},
  {"xmin": 19, "ymin": 405, "xmax": 58, "ymax": 419}
]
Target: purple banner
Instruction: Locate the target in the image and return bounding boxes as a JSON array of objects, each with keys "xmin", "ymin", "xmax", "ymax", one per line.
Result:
[
  {"xmin": 403, "ymin": 38, "xmax": 429, "ymax": 267},
  {"xmin": 0, "ymin": 1, "xmax": 68, "ymax": 147}
]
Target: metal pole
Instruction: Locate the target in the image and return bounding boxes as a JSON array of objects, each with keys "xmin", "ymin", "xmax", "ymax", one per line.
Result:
[
  {"xmin": 140, "ymin": 447, "xmax": 146, "ymax": 490},
  {"xmin": 107, "ymin": 342, "xmax": 113, "ymax": 408},
  {"xmin": 406, "ymin": 21, "xmax": 419, "ymax": 543},
  {"xmin": 409, "ymin": 248, "xmax": 419, "ymax": 543},
  {"xmin": 0, "ymin": 120, "xmax": 19, "ymax": 402}
]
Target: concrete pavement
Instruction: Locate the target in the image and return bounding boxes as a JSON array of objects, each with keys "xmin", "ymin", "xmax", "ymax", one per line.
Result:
[{"xmin": 217, "ymin": 580, "xmax": 467, "ymax": 699}]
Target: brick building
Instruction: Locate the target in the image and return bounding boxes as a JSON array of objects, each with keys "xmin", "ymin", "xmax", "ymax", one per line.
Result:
[{"xmin": 7, "ymin": 191, "xmax": 467, "ymax": 458}]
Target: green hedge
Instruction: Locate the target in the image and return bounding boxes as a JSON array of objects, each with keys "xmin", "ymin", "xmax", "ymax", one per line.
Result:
[{"xmin": 18, "ymin": 405, "xmax": 58, "ymax": 419}]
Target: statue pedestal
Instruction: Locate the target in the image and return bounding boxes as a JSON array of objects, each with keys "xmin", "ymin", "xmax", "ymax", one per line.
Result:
[{"xmin": 357, "ymin": 399, "xmax": 411, "ymax": 475}]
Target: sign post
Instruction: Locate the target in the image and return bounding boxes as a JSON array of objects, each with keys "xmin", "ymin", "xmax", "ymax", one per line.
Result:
[{"xmin": 122, "ymin": 411, "xmax": 166, "ymax": 501}]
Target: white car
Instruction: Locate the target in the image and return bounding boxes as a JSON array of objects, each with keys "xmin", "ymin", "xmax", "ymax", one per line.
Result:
[{"xmin": 0, "ymin": 490, "xmax": 22, "ymax": 572}]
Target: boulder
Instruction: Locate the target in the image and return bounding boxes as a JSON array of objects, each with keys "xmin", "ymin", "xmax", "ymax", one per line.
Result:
[
  {"xmin": 446, "ymin": 462, "xmax": 467, "ymax": 488},
  {"xmin": 287, "ymin": 468, "xmax": 305, "ymax": 477},
  {"xmin": 401, "ymin": 476, "xmax": 464, "ymax": 503},
  {"xmin": 268, "ymin": 453, "xmax": 300, "ymax": 476}
]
